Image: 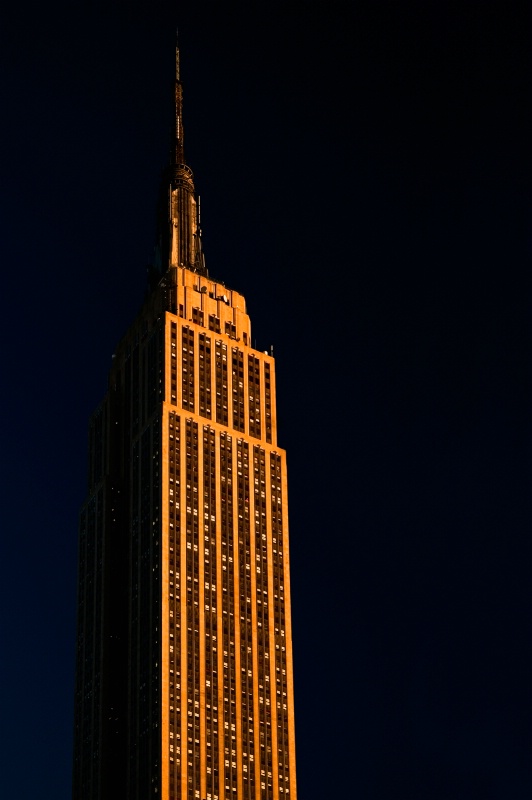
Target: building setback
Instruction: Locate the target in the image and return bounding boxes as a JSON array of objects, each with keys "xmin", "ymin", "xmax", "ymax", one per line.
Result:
[{"xmin": 72, "ymin": 36, "xmax": 297, "ymax": 800}]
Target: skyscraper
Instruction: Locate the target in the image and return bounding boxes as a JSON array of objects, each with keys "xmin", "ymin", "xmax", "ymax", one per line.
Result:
[{"xmin": 73, "ymin": 36, "xmax": 297, "ymax": 800}]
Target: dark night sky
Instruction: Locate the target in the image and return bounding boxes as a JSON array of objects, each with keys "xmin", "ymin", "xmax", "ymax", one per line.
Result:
[{"xmin": 1, "ymin": 1, "xmax": 530, "ymax": 797}]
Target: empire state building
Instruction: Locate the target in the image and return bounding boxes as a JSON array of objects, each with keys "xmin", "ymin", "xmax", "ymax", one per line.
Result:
[{"xmin": 73, "ymin": 36, "xmax": 297, "ymax": 800}]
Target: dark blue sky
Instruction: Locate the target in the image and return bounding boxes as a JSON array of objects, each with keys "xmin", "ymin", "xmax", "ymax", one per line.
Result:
[{"xmin": 1, "ymin": 2, "xmax": 530, "ymax": 798}]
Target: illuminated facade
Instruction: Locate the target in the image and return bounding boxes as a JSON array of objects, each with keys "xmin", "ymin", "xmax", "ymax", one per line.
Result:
[{"xmin": 73, "ymin": 38, "xmax": 297, "ymax": 800}]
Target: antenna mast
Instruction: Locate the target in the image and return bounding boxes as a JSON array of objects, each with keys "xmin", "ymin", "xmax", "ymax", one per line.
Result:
[{"xmin": 174, "ymin": 29, "xmax": 184, "ymax": 165}]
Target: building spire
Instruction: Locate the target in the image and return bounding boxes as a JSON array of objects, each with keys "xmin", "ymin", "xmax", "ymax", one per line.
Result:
[
  {"xmin": 153, "ymin": 33, "xmax": 207, "ymax": 281},
  {"xmin": 174, "ymin": 29, "xmax": 185, "ymax": 166}
]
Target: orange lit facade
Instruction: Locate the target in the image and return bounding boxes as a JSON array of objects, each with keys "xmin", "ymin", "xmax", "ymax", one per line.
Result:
[{"xmin": 73, "ymin": 38, "xmax": 297, "ymax": 800}]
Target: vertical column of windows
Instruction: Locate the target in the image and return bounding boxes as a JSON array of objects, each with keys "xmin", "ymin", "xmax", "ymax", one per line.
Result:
[
  {"xmin": 122, "ymin": 321, "xmax": 163, "ymax": 797},
  {"xmin": 192, "ymin": 308, "xmax": 204, "ymax": 326},
  {"xmin": 232, "ymin": 349, "xmax": 245, "ymax": 432},
  {"xmin": 138, "ymin": 424, "xmax": 158, "ymax": 797},
  {"xmin": 203, "ymin": 426, "xmax": 219, "ymax": 800},
  {"xmin": 94, "ymin": 488, "xmax": 103, "ymax": 762},
  {"xmin": 269, "ymin": 454, "xmax": 290, "ymax": 797},
  {"xmin": 129, "ymin": 438, "xmax": 140, "ymax": 794},
  {"xmin": 132, "ymin": 342, "xmax": 140, "ymax": 436},
  {"xmin": 168, "ymin": 413, "xmax": 182, "ymax": 797},
  {"xmin": 199, "ymin": 334, "xmax": 212, "ymax": 419},
  {"xmin": 158, "ymin": 326, "xmax": 164, "ymax": 406},
  {"xmin": 129, "ymin": 417, "xmax": 160, "ymax": 799},
  {"xmin": 150, "ymin": 418, "xmax": 161, "ymax": 799},
  {"xmin": 185, "ymin": 420, "xmax": 200, "ymax": 800},
  {"xmin": 124, "ymin": 350, "xmax": 132, "ymax": 440},
  {"xmin": 248, "ymin": 356, "xmax": 262, "ymax": 440},
  {"xmin": 75, "ymin": 491, "xmax": 103, "ymax": 799},
  {"xmin": 209, "ymin": 315, "xmax": 221, "ymax": 334},
  {"xmin": 253, "ymin": 446, "xmax": 272, "ymax": 798},
  {"xmin": 94, "ymin": 491, "xmax": 104, "ymax": 796},
  {"xmin": 264, "ymin": 364, "xmax": 272, "ymax": 445},
  {"xmin": 215, "ymin": 342, "xmax": 228, "ymax": 427},
  {"xmin": 88, "ymin": 407, "xmax": 103, "ymax": 488},
  {"xmin": 236, "ymin": 440, "xmax": 255, "ymax": 800},
  {"xmin": 182, "ymin": 327, "xmax": 195, "ymax": 411},
  {"xmin": 141, "ymin": 340, "xmax": 147, "ymax": 427},
  {"xmin": 147, "ymin": 326, "xmax": 163, "ymax": 419},
  {"xmin": 170, "ymin": 322, "xmax": 178, "ymax": 405},
  {"xmin": 220, "ymin": 434, "xmax": 237, "ymax": 797},
  {"xmin": 72, "ymin": 509, "xmax": 86, "ymax": 797}
]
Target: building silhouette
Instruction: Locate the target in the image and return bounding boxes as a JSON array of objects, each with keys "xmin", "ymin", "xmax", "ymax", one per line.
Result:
[{"xmin": 73, "ymin": 36, "xmax": 297, "ymax": 800}]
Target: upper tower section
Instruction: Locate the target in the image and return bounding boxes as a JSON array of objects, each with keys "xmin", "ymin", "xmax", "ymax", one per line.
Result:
[{"xmin": 154, "ymin": 33, "xmax": 206, "ymax": 280}]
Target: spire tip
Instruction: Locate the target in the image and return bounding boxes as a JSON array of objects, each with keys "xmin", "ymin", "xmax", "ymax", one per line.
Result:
[{"xmin": 175, "ymin": 27, "xmax": 180, "ymax": 81}]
